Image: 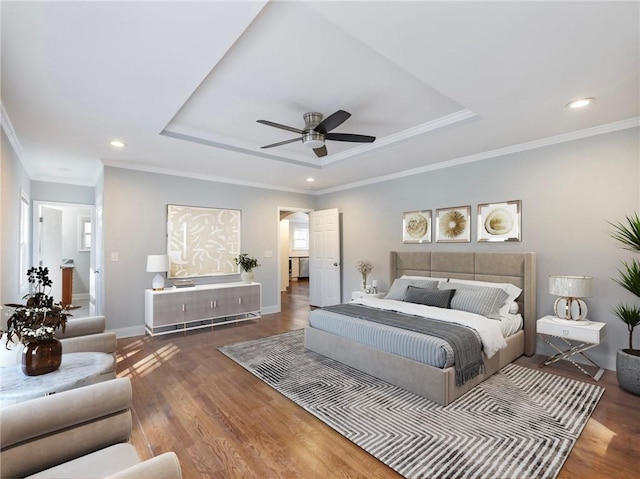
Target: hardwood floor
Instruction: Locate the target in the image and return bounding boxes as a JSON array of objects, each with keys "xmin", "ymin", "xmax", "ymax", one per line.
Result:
[{"xmin": 116, "ymin": 280, "xmax": 639, "ymax": 478}]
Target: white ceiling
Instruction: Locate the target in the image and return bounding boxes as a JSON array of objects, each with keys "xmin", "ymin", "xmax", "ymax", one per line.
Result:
[{"xmin": 2, "ymin": 1, "xmax": 639, "ymax": 194}]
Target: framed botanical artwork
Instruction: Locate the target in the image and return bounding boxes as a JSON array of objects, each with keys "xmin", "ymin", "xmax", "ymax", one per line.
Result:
[
  {"xmin": 477, "ymin": 200, "xmax": 521, "ymax": 242},
  {"xmin": 167, "ymin": 204, "xmax": 241, "ymax": 278},
  {"xmin": 436, "ymin": 205, "xmax": 471, "ymax": 243},
  {"xmin": 403, "ymin": 210, "xmax": 431, "ymax": 243}
]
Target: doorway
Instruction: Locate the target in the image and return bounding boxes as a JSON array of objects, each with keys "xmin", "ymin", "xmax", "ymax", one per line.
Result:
[
  {"xmin": 277, "ymin": 208, "xmax": 311, "ymax": 312},
  {"xmin": 32, "ymin": 201, "xmax": 96, "ymax": 316}
]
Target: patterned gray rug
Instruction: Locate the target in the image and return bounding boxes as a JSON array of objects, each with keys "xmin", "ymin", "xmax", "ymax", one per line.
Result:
[{"xmin": 219, "ymin": 330, "xmax": 604, "ymax": 479}]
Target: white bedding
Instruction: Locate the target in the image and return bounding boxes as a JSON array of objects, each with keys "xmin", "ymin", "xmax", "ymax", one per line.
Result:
[{"xmin": 350, "ymin": 297, "xmax": 511, "ymax": 358}]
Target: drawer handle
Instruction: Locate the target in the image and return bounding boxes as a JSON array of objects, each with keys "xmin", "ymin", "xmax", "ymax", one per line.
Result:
[
  {"xmin": 238, "ymin": 297, "xmax": 242, "ymax": 305},
  {"xmin": 182, "ymin": 304, "xmax": 186, "ymax": 313}
]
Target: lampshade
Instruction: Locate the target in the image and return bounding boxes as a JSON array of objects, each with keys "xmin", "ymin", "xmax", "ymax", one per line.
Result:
[
  {"xmin": 548, "ymin": 275, "xmax": 593, "ymax": 320},
  {"xmin": 147, "ymin": 255, "xmax": 169, "ymax": 291},
  {"xmin": 146, "ymin": 255, "xmax": 169, "ymax": 273},
  {"xmin": 548, "ymin": 275, "xmax": 593, "ymax": 298}
]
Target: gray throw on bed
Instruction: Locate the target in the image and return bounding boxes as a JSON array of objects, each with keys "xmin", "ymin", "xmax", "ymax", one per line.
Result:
[{"xmin": 322, "ymin": 304, "xmax": 485, "ymax": 386}]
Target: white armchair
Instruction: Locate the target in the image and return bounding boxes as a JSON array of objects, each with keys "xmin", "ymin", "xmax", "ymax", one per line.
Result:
[{"xmin": 0, "ymin": 377, "xmax": 182, "ymax": 479}]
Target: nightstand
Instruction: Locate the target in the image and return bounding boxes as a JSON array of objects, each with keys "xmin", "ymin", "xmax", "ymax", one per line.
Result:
[
  {"xmin": 537, "ymin": 315, "xmax": 606, "ymax": 381},
  {"xmin": 351, "ymin": 291, "xmax": 386, "ymax": 300}
]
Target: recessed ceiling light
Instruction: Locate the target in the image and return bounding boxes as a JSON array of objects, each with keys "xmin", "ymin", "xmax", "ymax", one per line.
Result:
[
  {"xmin": 566, "ymin": 98, "xmax": 595, "ymax": 109},
  {"xmin": 110, "ymin": 139, "xmax": 126, "ymax": 148},
  {"xmin": 306, "ymin": 177, "xmax": 315, "ymax": 183}
]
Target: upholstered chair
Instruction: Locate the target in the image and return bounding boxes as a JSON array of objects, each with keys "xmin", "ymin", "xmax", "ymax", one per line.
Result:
[{"xmin": 0, "ymin": 377, "xmax": 182, "ymax": 479}]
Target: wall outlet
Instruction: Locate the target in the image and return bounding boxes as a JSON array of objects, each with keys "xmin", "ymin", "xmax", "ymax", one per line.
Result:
[
  {"xmin": 264, "ymin": 250, "xmax": 273, "ymax": 258},
  {"xmin": 110, "ymin": 252, "xmax": 119, "ymax": 262}
]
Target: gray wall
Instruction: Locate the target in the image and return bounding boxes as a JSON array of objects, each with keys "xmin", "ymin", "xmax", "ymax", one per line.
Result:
[
  {"xmin": 102, "ymin": 166, "xmax": 316, "ymax": 336},
  {"xmin": 1, "ymin": 128, "xmax": 31, "ymax": 310},
  {"xmin": 31, "ymin": 181, "xmax": 95, "ymax": 205},
  {"xmin": 317, "ymin": 127, "xmax": 640, "ymax": 370}
]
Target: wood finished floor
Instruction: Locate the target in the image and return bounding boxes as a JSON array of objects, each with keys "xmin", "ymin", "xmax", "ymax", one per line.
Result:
[{"xmin": 116, "ymin": 280, "xmax": 639, "ymax": 478}]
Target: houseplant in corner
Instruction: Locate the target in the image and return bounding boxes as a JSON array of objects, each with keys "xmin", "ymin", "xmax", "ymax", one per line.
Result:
[
  {"xmin": 235, "ymin": 253, "xmax": 260, "ymax": 284},
  {"xmin": 609, "ymin": 213, "xmax": 640, "ymax": 395},
  {"xmin": 4, "ymin": 267, "xmax": 71, "ymax": 376}
]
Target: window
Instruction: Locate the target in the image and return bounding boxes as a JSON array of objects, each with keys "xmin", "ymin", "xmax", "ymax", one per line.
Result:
[
  {"xmin": 19, "ymin": 193, "xmax": 30, "ymax": 290},
  {"xmin": 293, "ymin": 227, "xmax": 309, "ymax": 250},
  {"xmin": 78, "ymin": 216, "xmax": 91, "ymax": 251}
]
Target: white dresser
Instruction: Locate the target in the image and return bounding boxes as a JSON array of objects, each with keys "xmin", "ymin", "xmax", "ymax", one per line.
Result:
[{"xmin": 145, "ymin": 282, "xmax": 261, "ymax": 337}]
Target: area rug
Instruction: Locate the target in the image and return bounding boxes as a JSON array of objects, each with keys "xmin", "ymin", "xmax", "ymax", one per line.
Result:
[{"xmin": 219, "ymin": 330, "xmax": 604, "ymax": 479}]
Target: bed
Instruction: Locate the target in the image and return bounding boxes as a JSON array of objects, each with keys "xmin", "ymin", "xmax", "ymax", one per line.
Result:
[{"xmin": 304, "ymin": 251, "xmax": 537, "ymax": 406}]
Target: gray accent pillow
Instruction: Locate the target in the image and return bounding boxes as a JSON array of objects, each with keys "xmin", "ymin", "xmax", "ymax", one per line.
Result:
[
  {"xmin": 385, "ymin": 278, "xmax": 438, "ymax": 301},
  {"xmin": 404, "ymin": 286, "xmax": 455, "ymax": 309},
  {"xmin": 438, "ymin": 282, "xmax": 509, "ymax": 319}
]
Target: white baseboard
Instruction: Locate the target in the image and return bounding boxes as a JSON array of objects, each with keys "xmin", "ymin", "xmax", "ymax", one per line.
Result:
[
  {"xmin": 111, "ymin": 325, "xmax": 145, "ymax": 339},
  {"xmin": 262, "ymin": 305, "xmax": 280, "ymax": 315}
]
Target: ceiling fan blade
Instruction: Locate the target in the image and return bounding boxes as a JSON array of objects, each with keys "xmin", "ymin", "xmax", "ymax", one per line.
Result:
[
  {"xmin": 313, "ymin": 145, "xmax": 328, "ymax": 158},
  {"xmin": 257, "ymin": 120, "xmax": 303, "ymax": 135},
  {"xmin": 260, "ymin": 137, "xmax": 301, "ymax": 149},
  {"xmin": 315, "ymin": 110, "xmax": 351, "ymax": 134},
  {"xmin": 325, "ymin": 133, "xmax": 376, "ymax": 143}
]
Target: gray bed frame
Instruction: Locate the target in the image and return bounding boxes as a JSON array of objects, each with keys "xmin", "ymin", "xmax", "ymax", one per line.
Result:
[{"xmin": 304, "ymin": 251, "xmax": 537, "ymax": 406}]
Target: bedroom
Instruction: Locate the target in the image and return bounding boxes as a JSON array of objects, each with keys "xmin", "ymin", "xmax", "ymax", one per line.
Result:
[{"xmin": 1, "ymin": 1, "xmax": 639, "ymax": 478}]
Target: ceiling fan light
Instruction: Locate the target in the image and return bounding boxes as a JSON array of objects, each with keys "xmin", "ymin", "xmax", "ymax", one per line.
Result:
[{"xmin": 302, "ymin": 130, "xmax": 325, "ymax": 149}]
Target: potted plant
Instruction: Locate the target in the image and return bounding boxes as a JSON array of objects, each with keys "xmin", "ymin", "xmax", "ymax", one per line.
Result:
[
  {"xmin": 235, "ymin": 253, "xmax": 260, "ymax": 284},
  {"xmin": 3, "ymin": 267, "xmax": 71, "ymax": 376},
  {"xmin": 609, "ymin": 213, "xmax": 640, "ymax": 395}
]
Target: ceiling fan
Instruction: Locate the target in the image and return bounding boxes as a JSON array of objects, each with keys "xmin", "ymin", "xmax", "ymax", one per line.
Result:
[{"xmin": 257, "ymin": 110, "xmax": 375, "ymax": 158}]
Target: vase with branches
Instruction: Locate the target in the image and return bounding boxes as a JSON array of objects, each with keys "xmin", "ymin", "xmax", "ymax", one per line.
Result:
[{"xmin": 357, "ymin": 260, "xmax": 373, "ymax": 291}]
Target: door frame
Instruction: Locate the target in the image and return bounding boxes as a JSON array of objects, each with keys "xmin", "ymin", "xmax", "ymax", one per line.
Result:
[
  {"xmin": 32, "ymin": 201, "xmax": 97, "ymax": 314},
  {"xmin": 276, "ymin": 206, "xmax": 313, "ymax": 313}
]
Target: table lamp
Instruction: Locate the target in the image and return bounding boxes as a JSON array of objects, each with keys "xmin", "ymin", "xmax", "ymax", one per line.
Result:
[
  {"xmin": 548, "ymin": 275, "xmax": 593, "ymax": 320},
  {"xmin": 147, "ymin": 255, "xmax": 169, "ymax": 291}
]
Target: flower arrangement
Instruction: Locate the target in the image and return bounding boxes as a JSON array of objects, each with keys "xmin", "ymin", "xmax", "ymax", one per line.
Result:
[
  {"xmin": 4, "ymin": 267, "xmax": 71, "ymax": 345},
  {"xmin": 234, "ymin": 253, "xmax": 260, "ymax": 273},
  {"xmin": 357, "ymin": 260, "xmax": 373, "ymax": 291}
]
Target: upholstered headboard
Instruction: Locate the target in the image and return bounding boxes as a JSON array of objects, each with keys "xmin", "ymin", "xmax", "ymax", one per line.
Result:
[{"xmin": 390, "ymin": 251, "xmax": 537, "ymax": 356}]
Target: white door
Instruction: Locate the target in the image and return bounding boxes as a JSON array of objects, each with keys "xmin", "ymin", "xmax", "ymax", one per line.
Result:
[
  {"xmin": 309, "ymin": 208, "xmax": 341, "ymax": 307},
  {"xmin": 39, "ymin": 206, "xmax": 63, "ymax": 301}
]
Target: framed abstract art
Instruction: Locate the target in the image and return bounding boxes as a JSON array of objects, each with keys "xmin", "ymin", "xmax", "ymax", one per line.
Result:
[
  {"xmin": 436, "ymin": 206, "xmax": 471, "ymax": 243},
  {"xmin": 167, "ymin": 204, "xmax": 241, "ymax": 278},
  {"xmin": 477, "ymin": 200, "xmax": 521, "ymax": 242},
  {"xmin": 403, "ymin": 210, "xmax": 431, "ymax": 243}
]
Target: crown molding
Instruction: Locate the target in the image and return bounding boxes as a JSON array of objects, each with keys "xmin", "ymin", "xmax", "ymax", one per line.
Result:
[
  {"xmin": 101, "ymin": 160, "xmax": 310, "ymax": 194},
  {"xmin": 0, "ymin": 103, "xmax": 33, "ymax": 177},
  {"xmin": 315, "ymin": 117, "xmax": 640, "ymax": 195}
]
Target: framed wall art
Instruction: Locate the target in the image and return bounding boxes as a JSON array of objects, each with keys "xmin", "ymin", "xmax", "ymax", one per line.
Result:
[
  {"xmin": 167, "ymin": 204, "xmax": 241, "ymax": 278},
  {"xmin": 403, "ymin": 210, "xmax": 431, "ymax": 243},
  {"xmin": 477, "ymin": 200, "xmax": 521, "ymax": 242},
  {"xmin": 436, "ymin": 205, "xmax": 471, "ymax": 243}
]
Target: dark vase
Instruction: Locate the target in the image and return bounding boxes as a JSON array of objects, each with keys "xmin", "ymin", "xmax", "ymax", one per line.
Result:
[{"xmin": 22, "ymin": 338, "xmax": 62, "ymax": 376}]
